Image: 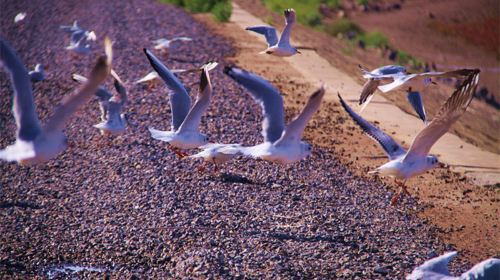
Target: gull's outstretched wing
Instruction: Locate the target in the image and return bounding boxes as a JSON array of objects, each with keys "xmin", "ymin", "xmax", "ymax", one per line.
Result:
[
  {"xmin": 275, "ymin": 86, "xmax": 325, "ymax": 146},
  {"xmin": 0, "ymin": 37, "xmax": 42, "ymax": 141},
  {"xmin": 72, "ymin": 73, "xmax": 112, "ymax": 102},
  {"xmin": 378, "ymin": 74, "xmax": 417, "ymax": 93},
  {"xmin": 461, "ymin": 258, "xmax": 500, "ymax": 280},
  {"xmin": 339, "ymin": 94, "xmax": 406, "ymax": 160},
  {"xmin": 111, "ymin": 70, "xmax": 127, "ymax": 105},
  {"xmin": 135, "ymin": 71, "xmax": 159, "ymax": 83},
  {"xmin": 224, "ymin": 66, "xmax": 285, "ymax": 143},
  {"xmin": 278, "ymin": 8, "xmax": 296, "ymax": 48},
  {"xmin": 406, "ymin": 251, "xmax": 457, "ymax": 280},
  {"xmin": 177, "ymin": 66, "xmax": 212, "ymax": 133},
  {"xmin": 44, "ymin": 38, "xmax": 112, "ymax": 133},
  {"xmin": 404, "ymin": 69, "xmax": 480, "ymax": 162},
  {"xmin": 359, "ymin": 79, "xmax": 380, "ymax": 105},
  {"xmin": 246, "ymin": 26, "xmax": 279, "ymax": 47},
  {"xmin": 406, "ymin": 91, "xmax": 427, "ymax": 124},
  {"xmin": 60, "ymin": 20, "xmax": 80, "ymax": 33},
  {"xmin": 144, "ymin": 48, "xmax": 191, "ymax": 131},
  {"xmin": 170, "ymin": 37, "xmax": 193, "ymax": 42}
]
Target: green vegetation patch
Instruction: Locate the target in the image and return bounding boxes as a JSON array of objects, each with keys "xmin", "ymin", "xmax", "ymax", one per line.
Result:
[
  {"xmin": 357, "ymin": 31, "xmax": 389, "ymax": 48},
  {"xmin": 160, "ymin": 0, "xmax": 232, "ymax": 22},
  {"xmin": 324, "ymin": 18, "xmax": 362, "ymax": 36}
]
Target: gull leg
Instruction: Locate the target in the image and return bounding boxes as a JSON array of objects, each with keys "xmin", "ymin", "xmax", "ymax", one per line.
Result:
[
  {"xmin": 213, "ymin": 163, "xmax": 219, "ymax": 176},
  {"xmin": 167, "ymin": 145, "xmax": 187, "ymax": 158},
  {"xmin": 197, "ymin": 161, "xmax": 207, "ymax": 173},
  {"xmin": 390, "ymin": 180, "xmax": 408, "ymax": 206}
]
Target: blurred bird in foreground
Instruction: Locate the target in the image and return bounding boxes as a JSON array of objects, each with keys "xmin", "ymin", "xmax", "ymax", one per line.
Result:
[
  {"xmin": 407, "ymin": 251, "xmax": 499, "ymax": 280},
  {"xmin": 0, "ymin": 37, "xmax": 112, "ymax": 165}
]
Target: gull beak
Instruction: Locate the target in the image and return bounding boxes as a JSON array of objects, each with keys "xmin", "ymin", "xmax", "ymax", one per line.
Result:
[
  {"xmin": 296, "ymin": 50, "xmax": 302, "ymax": 54},
  {"xmin": 431, "ymin": 81, "xmax": 437, "ymax": 85}
]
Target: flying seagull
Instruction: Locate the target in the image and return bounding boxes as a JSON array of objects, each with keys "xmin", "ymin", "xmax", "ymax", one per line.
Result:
[
  {"xmin": 358, "ymin": 65, "xmax": 473, "ymax": 123},
  {"xmin": 72, "ymin": 70, "xmax": 127, "ymax": 135},
  {"xmin": 61, "ymin": 21, "xmax": 96, "ymax": 55},
  {"xmin": 246, "ymin": 8, "xmax": 300, "ymax": 57},
  {"xmin": 28, "ymin": 64, "xmax": 45, "ymax": 83},
  {"xmin": 407, "ymin": 251, "xmax": 499, "ymax": 280},
  {"xmin": 188, "ymin": 143, "xmax": 243, "ymax": 173},
  {"xmin": 144, "ymin": 48, "xmax": 214, "ymax": 157},
  {"xmin": 339, "ymin": 68, "xmax": 480, "ymax": 205},
  {"xmin": 14, "ymin": 12, "xmax": 26, "ymax": 23},
  {"xmin": 152, "ymin": 37, "xmax": 192, "ymax": 50},
  {"xmin": 224, "ymin": 66, "xmax": 325, "ymax": 164},
  {"xmin": 0, "ymin": 37, "xmax": 112, "ymax": 165}
]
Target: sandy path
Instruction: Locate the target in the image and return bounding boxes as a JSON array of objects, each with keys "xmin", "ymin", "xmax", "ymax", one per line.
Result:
[{"xmin": 230, "ymin": 3, "xmax": 499, "ymax": 186}]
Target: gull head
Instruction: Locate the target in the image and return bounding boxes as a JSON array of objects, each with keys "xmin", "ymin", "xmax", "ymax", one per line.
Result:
[
  {"xmin": 300, "ymin": 142, "xmax": 313, "ymax": 158},
  {"xmin": 284, "ymin": 8, "xmax": 296, "ymax": 23},
  {"xmin": 426, "ymin": 155, "xmax": 440, "ymax": 169}
]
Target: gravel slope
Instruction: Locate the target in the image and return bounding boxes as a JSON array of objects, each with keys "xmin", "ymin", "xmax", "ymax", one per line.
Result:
[{"xmin": 1, "ymin": 0, "xmax": 466, "ymax": 278}]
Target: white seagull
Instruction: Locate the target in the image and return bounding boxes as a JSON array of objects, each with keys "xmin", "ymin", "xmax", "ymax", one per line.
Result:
[
  {"xmin": 246, "ymin": 8, "xmax": 300, "ymax": 57},
  {"xmin": 0, "ymin": 37, "xmax": 112, "ymax": 165},
  {"xmin": 358, "ymin": 65, "xmax": 472, "ymax": 123},
  {"xmin": 14, "ymin": 12, "xmax": 27, "ymax": 23},
  {"xmin": 72, "ymin": 70, "xmax": 127, "ymax": 135},
  {"xmin": 153, "ymin": 37, "xmax": 192, "ymax": 50},
  {"xmin": 188, "ymin": 143, "xmax": 243, "ymax": 173},
  {"xmin": 28, "ymin": 64, "xmax": 45, "ymax": 83},
  {"xmin": 224, "ymin": 66, "xmax": 325, "ymax": 164},
  {"xmin": 61, "ymin": 21, "xmax": 96, "ymax": 55},
  {"xmin": 144, "ymin": 48, "xmax": 214, "ymax": 157},
  {"xmin": 407, "ymin": 251, "xmax": 500, "ymax": 280},
  {"xmin": 339, "ymin": 68, "xmax": 480, "ymax": 204}
]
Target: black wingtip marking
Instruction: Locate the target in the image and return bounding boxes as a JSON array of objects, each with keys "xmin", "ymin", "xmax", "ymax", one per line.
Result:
[{"xmin": 199, "ymin": 68, "xmax": 209, "ymax": 92}]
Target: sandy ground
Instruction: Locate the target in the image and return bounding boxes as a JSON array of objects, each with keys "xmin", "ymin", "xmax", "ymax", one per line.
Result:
[{"xmin": 195, "ymin": 1, "xmax": 500, "ymax": 265}]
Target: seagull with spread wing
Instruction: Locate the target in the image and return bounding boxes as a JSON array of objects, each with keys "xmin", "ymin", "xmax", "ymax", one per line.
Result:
[
  {"xmin": 224, "ymin": 66, "xmax": 325, "ymax": 164},
  {"xmin": 246, "ymin": 8, "xmax": 300, "ymax": 57},
  {"xmin": 340, "ymin": 68, "xmax": 480, "ymax": 205},
  {"xmin": 72, "ymin": 70, "xmax": 127, "ymax": 135},
  {"xmin": 358, "ymin": 65, "xmax": 473, "ymax": 124},
  {"xmin": 144, "ymin": 49, "xmax": 214, "ymax": 157},
  {"xmin": 61, "ymin": 21, "xmax": 96, "ymax": 55},
  {"xmin": 153, "ymin": 37, "xmax": 192, "ymax": 51},
  {"xmin": 188, "ymin": 143, "xmax": 243, "ymax": 173},
  {"xmin": 407, "ymin": 251, "xmax": 499, "ymax": 280},
  {"xmin": 0, "ymin": 37, "xmax": 112, "ymax": 165}
]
